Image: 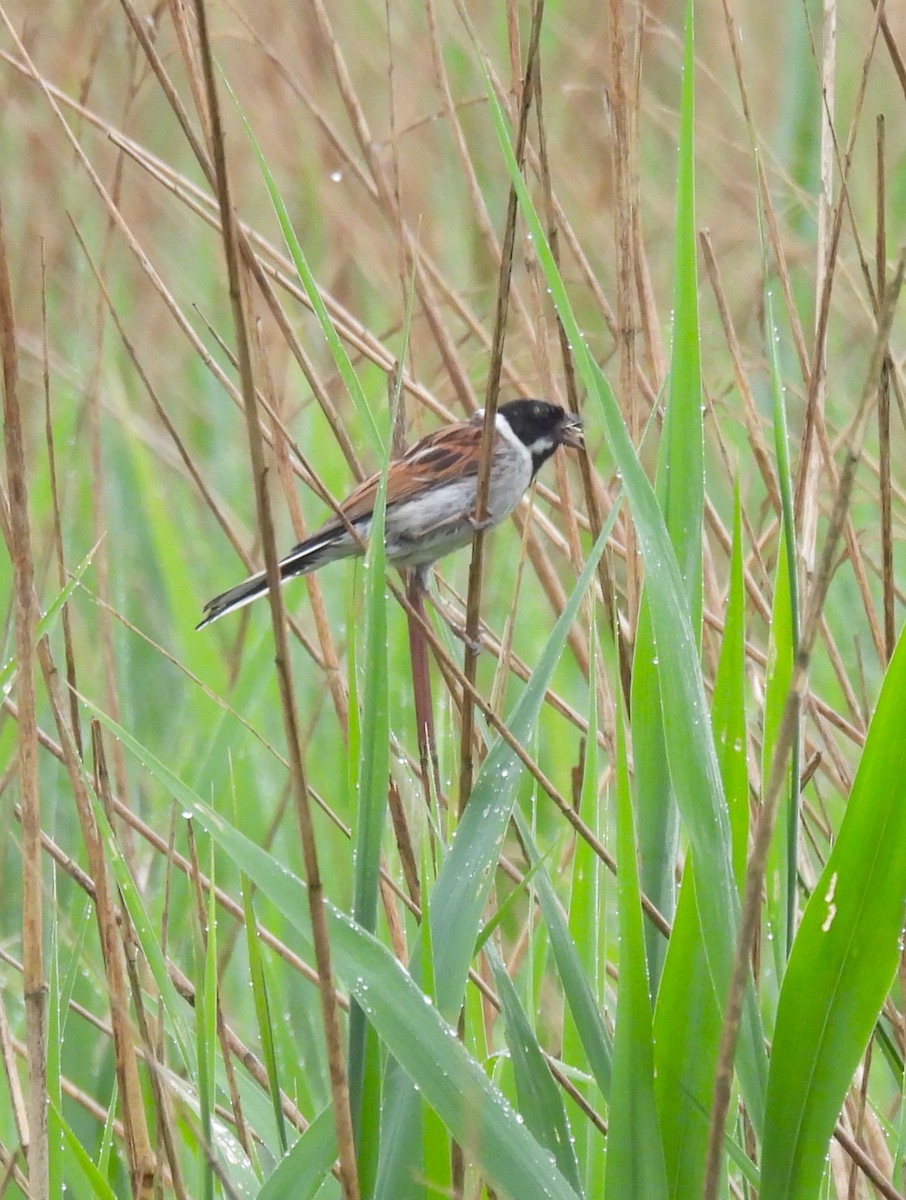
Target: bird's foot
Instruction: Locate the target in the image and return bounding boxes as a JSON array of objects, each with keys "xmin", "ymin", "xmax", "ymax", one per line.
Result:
[{"xmin": 467, "ymin": 511, "xmax": 494, "ymax": 533}]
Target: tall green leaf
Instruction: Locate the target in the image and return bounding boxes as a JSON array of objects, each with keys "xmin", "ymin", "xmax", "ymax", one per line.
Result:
[
  {"xmin": 487, "ymin": 944, "xmax": 582, "ymax": 1195},
  {"xmin": 764, "ymin": 284, "xmax": 800, "ymax": 961},
  {"xmin": 347, "ymin": 349, "xmax": 394, "ymax": 1196},
  {"xmin": 605, "ymin": 705, "xmax": 669, "ymax": 1199},
  {"xmin": 654, "ymin": 487, "xmax": 749, "ymax": 1199},
  {"xmin": 257, "ymin": 1108, "xmax": 338, "ymax": 1200},
  {"xmin": 513, "ymin": 809, "xmax": 613, "ymax": 1101},
  {"xmin": 562, "ymin": 631, "xmax": 608, "ymax": 1183},
  {"xmin": 636, "ymin": 0, "xmax": 705, "ymax": 992},
  {"xmin": 762, "ymin": 536, "xmax": 794, "ymax": 985},
  {"xmin": 760, "ymin": 624, "xmax": 906, "ymax": 1199}
]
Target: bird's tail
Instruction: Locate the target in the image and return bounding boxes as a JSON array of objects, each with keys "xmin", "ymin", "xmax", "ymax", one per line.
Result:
[
  {"xmin": 196, "ymin": 533, "xmax": 341, "ymax": 629},
  {"xmin": 196, "ymin": 569, "xmax": 271, "ymax": 629}
]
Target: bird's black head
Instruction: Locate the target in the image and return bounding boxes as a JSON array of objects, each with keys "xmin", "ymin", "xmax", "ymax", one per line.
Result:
[{"xmin": 498, "ymin": 398, "xmax": 583, "ymax": 475}]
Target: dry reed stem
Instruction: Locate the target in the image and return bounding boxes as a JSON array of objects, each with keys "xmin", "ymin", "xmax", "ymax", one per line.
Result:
[
  {"xmin": 700, "ymin": 230, "xmax": 780, "ymax": 513},
  {"xmin": 121, "ymin": 952, "xmax": 188, "ymax": 1200},
  {"xmin": 6, "ymin": 699, "xmax": 339, "ymax": 995},
  {"xmin": 27, "ymin": 30, "xmax": 571, "ymax": 418},
  {"xmin": 609, "ymin": 0, "xmax": 641, "ymax": 629},
  {"xmin": 718, "ymin": 0, "xmax": 811, "ymax": 391},
  {"xmin": 257, "ymin": 314, "xmax": 349, "ymax": 727},
  {"xmin": 796, "ymin": 0, "xmax": 836, "ymax": 585},
  {"xmin": 66, "ymin": 219, "xmax": 340, "ymax": 684},
  {"xmin": 875, "ymin": 115, "xmax": 895, "ymax": 662},
  {"xmin": 0, "ymin": 1142, "xmax": 27, "ymax": 1193},
  {"xmin": 456, "ymin": 0, "xmax": 546, "ymax": 813},
  {"xmin": 792, "ymin": 0, "xmax": 889, "ymax": 669},
  {"xmin": 0, "ymin": 988, "xmax": 27, "ymax": 1162},
  {"xmin": 188, "ymin": 2, "xmax": 359, "ymax": 1195},
  {"xmin": 0, "ymin": 182, "xmax": 48, "ymax": 1200},
  {"xmin": 867, "ymin": 0, "xmax": 906, "ymax": 96},
  {"xmin": 423, "ymin": 0, "xmax": 542, "ymax": 365},
  {"xmin": 40, "ymin": 251, "xmax": 83, "ymax": 761},
  {"xmin": 39, "ymin": 643, "xmax": 157, "ymax": 1190},
  {"xmin": 302, "ymin": 0, "xmax": 518, "ymax": 408},
  {"xmin": 438, "ymin": 0, "xmax": 603, "ymax": 671},
  {"xmin": 83, "ymin": 31, "xmax": 148, "ymax": 871}
]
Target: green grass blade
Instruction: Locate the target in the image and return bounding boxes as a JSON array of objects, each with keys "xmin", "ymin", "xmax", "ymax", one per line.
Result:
[
  {"xmin": 765, "ymin": 284, "xmax": 801, "ymax": 957},
  {"xmin": 562, "ymin": 630, "xmax": 607, "ymax": 1181},
  {"xmin": 631, "ymin": 605, "xmax": 673, "ymax": 993},
  {"xmin": 347, "ymin": 273, "xmax": 413, "ymax": 1194},
  {"xmin": 347, "ymin": 354, "xmax": 391, "ymax": 1193},
  {"xmin": 58, "ymin": 718, "xmax": 198, "ymax": 1081},
  {"xmin": 50, "ymin": 1098, "xmax": 118, "ymax": 1200},
  {"xmin": 242, "ymin": 880, "xmax": 288, "ymax": 1155},
  {"xmin": 762, "ymin": 532, "xmax": 794, "ymax": 981},
  {"xmin": 486, "ymin": 943, "xmax": 582, "ymax": 1195},
  {"xmin": 258, "ymin": 1107, "xmax": 338, "ymax": 1200},
  {"xmin": 663, "ymin": 0, "xmax": 705, "ymax": 622},
  {"xmin": 711, "ymin": 485, "xmax": 750, "ymax": 888},
  {"xmin": 636, "ymin": 0, "xmax": 704, "ymax": 990},
  {"xmin": 654, "ymin": 483, "xmax": 749, "ymax": 1200},
  {"xmin": 426, "ymin": 513, "xmax": 610, "ymax": 1021},
  {"xmin": 513, "ymin": 809, "xmax": 613, "ymax": 1100},
  {"xmin": 760, "ymin": 625, "xmax": 906, "ymax": 1199},
  {"xmin": 0, "ymin": 543, "xmax": 97, "ymax": 694},
  {"xmin": 654, "ymin": 867, "xmax": 723, "ymax": 1199},
  {"xmin": 47, "ymin": 902, "xmax": 63, "ymax": 1200},
  {"xmin": 474, "ymin": 851, "xmax": 549, "ymax": 955},
  {"xmin": 605, "ymin": 705, "xmax": 669, "ymax": 1199},
  {"xmin": 416, "ymin": 838, "xmax": 451, "ymax": 1197},
  {"xmin": 196, "ymin": 852, "xmax": 218, "ymax": 1200}
]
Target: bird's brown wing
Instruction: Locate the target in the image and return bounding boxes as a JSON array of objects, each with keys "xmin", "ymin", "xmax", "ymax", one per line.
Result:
[{"xmin": 322, "ymin": 417, "xmax": 485, "ymax": 527}]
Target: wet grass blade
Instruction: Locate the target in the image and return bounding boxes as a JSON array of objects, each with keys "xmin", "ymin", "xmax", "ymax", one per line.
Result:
[
  {"xmin": 654, "ymin": 489, "xmax": 749, "ymax": 1198},
  {"xmin": 257, "ymin": 1107, "xmax": 338, "ymax": 1200},
  {"xmin": 487, "ymin": 943, "xmax": 582, "ymax": 1195},
  {"xmin": 636, "ymin": 0, "xmax": 704, "ymax": 989},
  {"xmin": 764, "ymin": 284, "xmax": 800, "ymax": 959},
  {"xmin": 605, "ymin": 705, "xmax": 668, "ymax": 1199},
  {"xmin": 760, "ymin": 625, "xmax": 906, "ymax": 1199}
]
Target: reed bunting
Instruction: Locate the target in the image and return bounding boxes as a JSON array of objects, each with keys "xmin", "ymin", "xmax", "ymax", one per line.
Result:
[{"xmin": 197, "ymin": 398, "xmax": 582, "ymax": 628}]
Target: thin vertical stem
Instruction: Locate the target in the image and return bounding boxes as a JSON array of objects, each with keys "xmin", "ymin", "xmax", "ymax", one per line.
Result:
[
  {"xmin": 190, "ymin": 3, "xmax": 359, "ymax": 1196},
  {"xmin": 457, "ymin": 0, "xmax": 545, "ymax": 813},
  {"xmin": 0, "ymin": 181, "xmax": 47, "ymax": 1200}
]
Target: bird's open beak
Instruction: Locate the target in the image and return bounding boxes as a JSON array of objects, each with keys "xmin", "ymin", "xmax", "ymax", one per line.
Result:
[{"xmin": 561, "ymin": 413, "xmax": 584, "ymax": 449}]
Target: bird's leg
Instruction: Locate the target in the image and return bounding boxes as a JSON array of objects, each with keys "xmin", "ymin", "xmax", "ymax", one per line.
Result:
[
  {"xmin": 404, "ymin": 571, "xmax": 444, "ymax": 815},
  {"xmin": 414, "ymin": 566, "xmax": 483, "ymax": 655}
]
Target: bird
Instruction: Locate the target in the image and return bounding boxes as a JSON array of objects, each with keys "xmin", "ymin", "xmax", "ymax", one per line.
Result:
[{"xmin": 197, "ymin": 398, "xmax": 583, "ymax": 629}]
